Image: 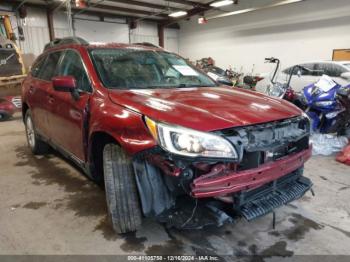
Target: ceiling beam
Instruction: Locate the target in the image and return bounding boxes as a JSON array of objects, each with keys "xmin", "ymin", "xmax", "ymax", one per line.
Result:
[
  {"xmin": 75, "ymin": 3, "xmax": 168, "ymax": 18},
  {"xmin": 2, "ymin": 0, "xmax": 161, "ymax": 22},
  {"xmin": 166, "ymin": 0, "xmax": 209, "ymax": 9},
  {"xmin": 162, "ymin": 1, "xmax": 213, "ymax": 26},
  {"xmin": 105, "ymin": 0, "xmax": 181, "ymax": 11}
]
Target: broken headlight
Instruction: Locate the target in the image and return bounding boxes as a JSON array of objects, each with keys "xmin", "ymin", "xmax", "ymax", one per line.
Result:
[{"xmin": 145, "ymin": 117, "xmax": 238, "ymax": 159}]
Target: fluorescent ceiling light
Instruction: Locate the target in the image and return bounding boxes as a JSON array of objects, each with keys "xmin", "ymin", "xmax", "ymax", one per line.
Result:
[
  {"xmin": 210, "ymin": 0, "xmax": 234, "ymax": 8},
  {"xmin": 208, "ymin": 0, "xmax": 304, "ymax": 20},
  {"xmin": 169, "ymin": 11, "xmax": 187, "ymax": 17}
]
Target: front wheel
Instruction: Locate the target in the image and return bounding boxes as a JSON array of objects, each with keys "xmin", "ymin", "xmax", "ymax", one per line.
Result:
[{"xmin": 103, "ymin": 143, "xmax": 142, "ymax": 233}]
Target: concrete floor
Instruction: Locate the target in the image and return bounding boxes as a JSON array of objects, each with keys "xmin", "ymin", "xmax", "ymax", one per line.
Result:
[{"xmin": 1, "ymin": 114, "xmax": 350, "ymax": 258}]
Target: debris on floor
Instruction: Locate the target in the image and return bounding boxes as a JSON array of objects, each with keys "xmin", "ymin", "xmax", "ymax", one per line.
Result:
[
  {"xmin": 336, "ymin": 142, "xmax": 350, "ymax": 166},
  {"xmin": 156, "ymin": 197, "xmax": 235, "ymax": 230},
  {"xmin": 310, "ymin": 133, "xmax": 348, "ymax": 156}
]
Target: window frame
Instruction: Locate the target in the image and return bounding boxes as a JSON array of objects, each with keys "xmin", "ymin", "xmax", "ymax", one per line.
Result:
[
  {"xmin": 58, "ymin": 48, "xmax": 93, "ymax": 94},
  {"xmin": 88, "ymin": 48, "xmax": 217, "ymax": 90},
  {"xmin": 36, "ymin": 50, "xmax": 64, "ymax": 81},
  {"xmin": 30, "ymin": 54, "xmax": 49, "ymax": 79}
]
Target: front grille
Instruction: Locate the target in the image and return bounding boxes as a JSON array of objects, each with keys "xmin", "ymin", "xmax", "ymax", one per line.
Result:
[
  {"xmin": 0, "ymin": 48, "xmax": 22, "ymax": 77},
  {"xmin": 220, "ymin": 117, "xmax": 310, "ymax": 170},
  {"xmin": 11, "ymin": 97, "xmax": 22, "ymax": 108}
]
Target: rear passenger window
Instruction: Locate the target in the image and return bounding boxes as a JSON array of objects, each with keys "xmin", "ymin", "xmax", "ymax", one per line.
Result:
[
  {"xmin": 39, "ymin": 51, "xmax": 61, "ymax": 81},
  {"xmin": 31, "ymin": 56, "xmax": 46, "ymax": 78}
]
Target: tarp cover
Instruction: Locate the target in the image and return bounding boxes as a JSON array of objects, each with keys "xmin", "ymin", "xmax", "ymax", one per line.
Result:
[{"xmin": 336, "ymin": 143, "xmax": 350, "ymax": 166}]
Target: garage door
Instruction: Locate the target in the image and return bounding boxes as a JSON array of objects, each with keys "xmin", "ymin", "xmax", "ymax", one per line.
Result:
[{"xmin": 74, "ymin": 19, "xmax": 129, "ymax": 43}]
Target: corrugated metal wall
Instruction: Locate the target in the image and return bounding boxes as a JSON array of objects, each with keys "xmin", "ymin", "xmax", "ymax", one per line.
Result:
[
  {"xmin": 74, "ymin": 18, "xmax": 129, "ymax": 43},
  {"xmin": 130, "ymin": 21, "xmax": 159, "ymax": 46},
  {"xmin": 165, "ymin": 28, "xmax": 179, "ymax": 53},
  {"xmin": 17, "ymin": 8, "xmax": 50, "ymax": 56},
  {"xmin": 11, "ymin": 7, "xmax": 179, "ymax": 58}
]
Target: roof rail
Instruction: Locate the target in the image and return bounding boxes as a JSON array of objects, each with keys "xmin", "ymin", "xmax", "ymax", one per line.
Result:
[
  {"xmin": 133, "ymin": 42, "xmax": 160, "ymax": 48},
  {"xmin": 44, "ymin": 37, "xmax": 89, "ymax": 51}
]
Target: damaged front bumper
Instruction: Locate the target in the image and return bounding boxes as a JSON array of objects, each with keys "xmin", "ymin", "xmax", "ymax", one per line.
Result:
[
  {"xmin": 192, "ymin": 147, "xmax": 312, "ymax": 198},
  {"xmin": 134, "ymin": 116, "xmax": 313, "ymax": 228},
  {"xmin": 238, "ymin": 170, "xmax": 312, "ymax": 220},
  {"xmin": 156, "ymin": 168, "xmax": 312, "ymax": 229}
]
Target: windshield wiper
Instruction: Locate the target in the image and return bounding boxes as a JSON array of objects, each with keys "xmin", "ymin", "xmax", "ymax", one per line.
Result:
[{"xmin": 175, "ymin": 84, "xmax": 216, "ymax": 88}]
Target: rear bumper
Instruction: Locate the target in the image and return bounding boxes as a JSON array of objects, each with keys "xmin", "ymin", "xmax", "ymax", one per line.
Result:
[{"xmin": 192, "ymin": 147, "xmax": 312, "ymax": 198}]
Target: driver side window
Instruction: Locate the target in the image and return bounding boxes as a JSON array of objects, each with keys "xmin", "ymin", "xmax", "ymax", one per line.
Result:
[{"xmin": 58, "ymin": 50, "xmax": 91, "ymax": 92}]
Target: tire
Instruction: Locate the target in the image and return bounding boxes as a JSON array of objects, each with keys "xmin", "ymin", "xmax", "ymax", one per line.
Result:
[
  {"xmin": 338, "ymin": 124, "xmax": 350, "ymax": 138},
  {"xmin": 0, "ymin": 112, "xmax": 10, "ymax": 122},
  {"xmin": 103, "ymin": 143, "xmax": 142, "ymax": 233},
  {"xmin": 24, "ymin": 110, "xmax": 50, "ymax": 155}
]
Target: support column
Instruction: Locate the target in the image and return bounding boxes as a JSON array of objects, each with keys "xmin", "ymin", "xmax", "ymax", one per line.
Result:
[
  {"xmin": 158, "ymin": 24, "xmax": 164, "ymax": 48},
  {"xmin": 47, "ymin": 9, "xmax": 55, "ymax": 41}
]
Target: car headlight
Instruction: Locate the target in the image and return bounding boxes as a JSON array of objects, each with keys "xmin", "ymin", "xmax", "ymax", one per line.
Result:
[
  {"xmin": 145, "ymin": 117, "xmax": 238, "ymax": 159},
  {"xmin": 267, "ymin": 83, "xmax": 285, "ymax": 98}
]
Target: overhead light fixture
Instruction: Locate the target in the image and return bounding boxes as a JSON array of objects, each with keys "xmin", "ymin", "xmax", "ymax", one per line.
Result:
[
  {"xmin": 208, "ymin": 0, "xmax": 304, "ymax": 20},
  {"xmin": 168, "ymin": 11, "xmax": 187, "ymax": 18},
  {"xmin": 210, "ymin": 0, "xmax": 234, "ymax": 8}
]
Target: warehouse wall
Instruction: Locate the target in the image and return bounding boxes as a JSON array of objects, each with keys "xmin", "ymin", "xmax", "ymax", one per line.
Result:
[
  {"xmin": 9, "ymin": 7, "xmax": 179, "ymax": 58},
  {"xmin": 178, "ymin": 0, "xmax": 350, "ymax": 74}
]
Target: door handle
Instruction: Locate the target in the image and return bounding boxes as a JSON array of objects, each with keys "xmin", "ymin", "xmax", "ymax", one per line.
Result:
[
  {"xmin": 48, "ymin": 95, "xmax": 55, "ymax": 104},
  {"xmin": 29, "ymin": 86, "xmax": 35, "ymax": 94}
]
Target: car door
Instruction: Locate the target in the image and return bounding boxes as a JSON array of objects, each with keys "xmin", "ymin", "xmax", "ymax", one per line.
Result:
[
  {"xmin": 47, "ymin": 49, "xmax": 92, "ymax": 162},
  {"xmin": 26, "ymin": 52, "xmax": 62, "ymax": 138}
]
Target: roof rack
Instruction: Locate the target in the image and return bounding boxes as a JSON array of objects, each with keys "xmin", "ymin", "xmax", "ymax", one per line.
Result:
[
  {"xmin": 44, "ymin": 37, "xmax": 89, "ymax": 51},
  {"xmin": 133, "ymin": 42, "xmax": 160, "ymax": 48}
]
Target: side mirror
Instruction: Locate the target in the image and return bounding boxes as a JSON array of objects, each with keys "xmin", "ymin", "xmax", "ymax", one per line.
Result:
[
  {"xmin": 52, "ymin": 76, "xmax": 77, "ymax": 92},
  {"xmin": 297, "ymin": 70, "xmax": 302, "ymax": 78},
  {"xmin": 52, "ymin": 76, "xmax": 79, "ymax": 100},
  {"xmin": 340, "ymin": 72, "xmax": 350, "ymax": 80}
]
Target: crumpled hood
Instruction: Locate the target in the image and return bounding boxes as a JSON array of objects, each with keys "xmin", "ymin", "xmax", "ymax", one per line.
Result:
[{"xmin": 108, "ymin": 87, "xmax": 302, "ymax": 132}]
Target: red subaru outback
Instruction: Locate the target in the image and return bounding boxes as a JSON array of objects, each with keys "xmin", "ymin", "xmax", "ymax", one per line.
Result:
[{"xmin": 22, "ymin": 37, "xmax": 312, "ymax": 233}]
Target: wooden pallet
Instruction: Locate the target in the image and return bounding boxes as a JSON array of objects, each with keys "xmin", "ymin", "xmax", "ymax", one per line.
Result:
[{"xmin": 0, "ymin": 74, "xmax": 26, "ymax": 96}]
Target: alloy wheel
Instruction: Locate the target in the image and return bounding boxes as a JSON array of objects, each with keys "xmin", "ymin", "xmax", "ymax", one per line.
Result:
[{"xmin": 26, "ymin": 116, "xmax": 36, "ymax": 149}]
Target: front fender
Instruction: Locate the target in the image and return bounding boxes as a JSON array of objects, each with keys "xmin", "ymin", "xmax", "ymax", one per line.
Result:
[{"xmin": 89, "ymin": 98, "xmax": 157, "ymax": 155}]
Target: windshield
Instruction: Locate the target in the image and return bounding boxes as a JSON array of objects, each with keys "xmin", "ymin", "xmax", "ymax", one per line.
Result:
[{"xmin": 89, "ymin": 48, "xmax": 216, "ymax": 89}]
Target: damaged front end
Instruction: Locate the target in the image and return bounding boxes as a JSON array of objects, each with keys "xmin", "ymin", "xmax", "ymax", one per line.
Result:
[{"xmin": 133, "ymin": 116, "xmax": 313, "ymax": 229}]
